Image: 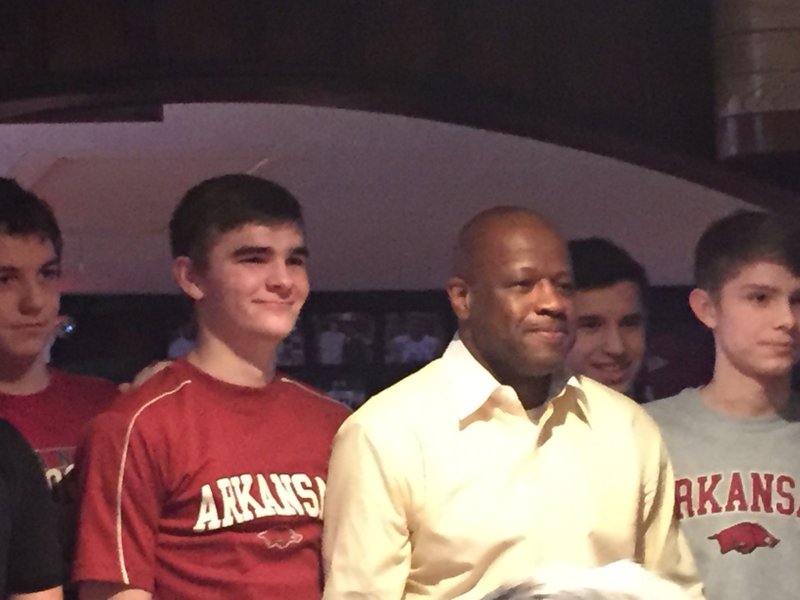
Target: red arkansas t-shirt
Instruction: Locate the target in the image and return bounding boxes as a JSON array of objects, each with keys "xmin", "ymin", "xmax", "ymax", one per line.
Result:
[{"xmin": 73, "ymin": 359, "xmax": 350, "ymax": 599}]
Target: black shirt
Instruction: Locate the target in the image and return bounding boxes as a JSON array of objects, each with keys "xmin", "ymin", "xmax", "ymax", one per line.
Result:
[{"xmin": 0, "ymin": 419, "xmax": 62, "ymax": 596}]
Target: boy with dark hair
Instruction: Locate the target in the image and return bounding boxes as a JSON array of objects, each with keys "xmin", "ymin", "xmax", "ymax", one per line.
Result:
[
  {"xmin": 73, "ymin": 174, "xmax": 349, "ymax": 600},
  {"xmin": 647, "ymin": 210, "xmax": 800, "ymax": 600},
  {"xmin": 565, "ymin": 238, "xmax": 649, "ymax": 397},
  {"xmin": 0, "ymin": 176, "xmax": 116, "ymax": 599},
  {"xmin": 0, "ymin": 177, "xmax": 117, "ymax": 485}
]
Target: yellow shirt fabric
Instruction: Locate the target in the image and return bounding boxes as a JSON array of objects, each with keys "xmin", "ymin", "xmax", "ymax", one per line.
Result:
[{"xmin": 322, "ymin": 339, "xmax": 703, "ymax": 599}]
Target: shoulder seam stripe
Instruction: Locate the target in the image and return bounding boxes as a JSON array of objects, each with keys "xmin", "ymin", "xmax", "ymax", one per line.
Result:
[
  {"xmin": 279, "ymin": 376, "xmax": 341, "ymax": 406},
  {"xmin": 115, "ymin": 379, "xmax": 192, "ymax": 584}
]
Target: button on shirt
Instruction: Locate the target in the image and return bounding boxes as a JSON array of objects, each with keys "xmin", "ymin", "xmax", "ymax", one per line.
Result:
[{"xmin": 322, "ymin": 339, "xmax": 702, "ymax": 599}]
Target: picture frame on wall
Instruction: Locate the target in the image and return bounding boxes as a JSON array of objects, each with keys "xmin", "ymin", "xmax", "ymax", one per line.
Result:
[
  {"xmin": 312, "ymin": 311, "xmax": 376, "ymax": 366},
  {"xmin": 384, "ymin": 311, "xmax": 447, "ymax": 364}
]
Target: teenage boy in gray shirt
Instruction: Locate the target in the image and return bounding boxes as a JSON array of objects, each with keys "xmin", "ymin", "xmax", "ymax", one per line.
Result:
[{"xmin": 647, "ymin": 210, "xmax": 800, "ymax": 600}]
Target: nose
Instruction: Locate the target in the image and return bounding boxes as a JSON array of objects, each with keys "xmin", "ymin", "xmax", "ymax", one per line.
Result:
[
  {"xmin": 603, "ymin": 324, "xmax": 626, "ymax": 355},
  {"xmin": 19, "ymin": 278, "xmax": 46, "ymax": 314},
  {"xmin": 777, "ymin": 299, "xmax": 799, "ymax": 331},
  {"xmin": 535, "ymin": 279, "xmax": 569, "ymax": 317},
  {"xmin": 266, "ymin": 260, "xmax": 293, "ymax": 295}
]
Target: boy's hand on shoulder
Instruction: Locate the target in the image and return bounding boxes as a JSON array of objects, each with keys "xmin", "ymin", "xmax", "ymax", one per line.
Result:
[{"xmin": 118, "ymin": 360, "xmax": 173, "ymax": 393}]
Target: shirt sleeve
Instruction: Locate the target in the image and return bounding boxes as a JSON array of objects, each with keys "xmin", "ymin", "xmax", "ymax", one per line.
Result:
[
  {"xmin": 72, "ymin": 409, "xmax": 163, "ymax": 592},
  {"xmin": 322, "ymin": 415, "xmax": 415, "ymax": 598},
  {"xmin": 638, "ymin": 420, "xmax": 705, "ymax": 600},
  {"xmin": 4, "ymin": 422, "xmax": 63, "ymax": 594}
]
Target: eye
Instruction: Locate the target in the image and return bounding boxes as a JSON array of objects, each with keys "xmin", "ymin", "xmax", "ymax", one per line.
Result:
[
  {"xmin": 239, "ymin": 255, "xmax": 267, "ymax": 264},
  {"xmin": 620, "ymin": 315, "xmax": 644, "ymax": 329},
  {"xmin": 41, "ymin": 267, "xmax": 61, "ymax": 280},
  {"xmin": 557, "ymin": 281, "xmax": 575, "ymax": 296},
  {"xmin": 749, "ymin": 293, "xmax": 769, "ymax": 304},
  {"xmin": 577, "ymin": 318, "xmax": 602, "ymax": 331},
  {"xmin": 509, "ymin": 279, "xmax": 534, "ymax": 291},
  {"xmin": 0, "ymin": 274, "xmax": 12, "ymax": 285},
  {"xmin": 287, "ymin": 255, "xmax": 307, "ymax": 268}
]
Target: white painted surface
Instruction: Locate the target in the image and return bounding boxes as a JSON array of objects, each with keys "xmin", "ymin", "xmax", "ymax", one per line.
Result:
[{"xmin": 0, "ymin": 103, "xmax": 752, "ymax": 292}]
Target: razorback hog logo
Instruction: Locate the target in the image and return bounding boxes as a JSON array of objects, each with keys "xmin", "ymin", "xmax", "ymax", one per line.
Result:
[
  {"xmin": 257, "ymin": 527, "xmax": 303, "ymax": 550},
  {"xmin": 708, "ymin": 522, "xmax": 779, "ymax": 554}
]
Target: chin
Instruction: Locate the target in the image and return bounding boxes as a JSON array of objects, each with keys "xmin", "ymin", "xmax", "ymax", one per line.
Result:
[
  {"xmin": 1, "ymin": 348, "xmax": 43, "ymax": 365},
  {"xmin": 520, "ymin": 360, "xmax": 563, "ymax": 379},
  {"xmin": 604, "ymin": 381, "xmax": 631, "ymax": 394},
  {"xmin": 753, "ymin": 366, "xmax": 794, "ymax": 381},
  {"xmin": 6, "ymin": 339, "xmax": 47, "ymax": 360},
  {"xmin": 250, "ymin": 318, "xmax": 298, "ymax": 339},
  {"xmin": 257, "ymin": 328, "xmax": 295, "ymax": 343}
]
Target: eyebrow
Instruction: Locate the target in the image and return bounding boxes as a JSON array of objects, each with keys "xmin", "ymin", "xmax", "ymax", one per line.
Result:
[
  {"xmin": 741, "ymin": 284, "xmax": 779, "ymax": 293},
  {"xmin": 576, "ymin": 311, "xmax": 643, "ymax": 320},
  {"xmin": 231, "ymin": 245, "xmax": 310, "ymax": 258},
  {"xmin": 576, "ymin": 314, "xmax": 604, "ymax": 322},
  {"xmin": 0, "ymin": 258, "xmax": 61, "ymax": 272}
]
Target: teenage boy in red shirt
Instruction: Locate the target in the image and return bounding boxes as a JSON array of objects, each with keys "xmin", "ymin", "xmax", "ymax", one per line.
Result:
[{"xmin": 74, "ymin": 175, "xmax": 349, "ymax": 600}]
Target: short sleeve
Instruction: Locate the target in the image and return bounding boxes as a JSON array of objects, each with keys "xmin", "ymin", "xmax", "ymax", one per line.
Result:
[{"xmin": 72, "ymin": 410, "xmax": 164, "ymax": 592}]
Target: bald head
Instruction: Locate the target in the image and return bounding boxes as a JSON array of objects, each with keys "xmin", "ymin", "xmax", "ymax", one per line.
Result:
[
  {"xmin": 447, "ymin": 206, "xmax": 574, "ymax": 387},
  {"xmin": 454, "ymin": 207, "xmax": 563, "ymax": 282}
]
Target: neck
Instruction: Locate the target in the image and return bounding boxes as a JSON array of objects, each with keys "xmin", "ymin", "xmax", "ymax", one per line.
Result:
[
  {"xmin": 187, "ymin": 327, "xmax": 278, "ymax": 388},
  {"xmin": 0, "ymin": 355, "xmax": 50, "ymax": 395},
  {"xmin": 459, "ymin": 332, "xmax": 553, "ymax": 410},
  {"xmin": 513, "ymin": 376, "xmax": 553, "ymax": 411},
  {"xmin": 700, "ymin": 356, "xmax": 791, "ymax": 418}
]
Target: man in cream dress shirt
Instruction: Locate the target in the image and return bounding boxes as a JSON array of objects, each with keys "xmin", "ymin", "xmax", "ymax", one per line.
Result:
[{"xmin": 322, "ymin": 207, "xmax": 702, "ymax": 599}]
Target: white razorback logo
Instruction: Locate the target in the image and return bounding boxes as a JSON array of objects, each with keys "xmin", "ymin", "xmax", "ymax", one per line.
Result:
[{"xmin": 258, "ymin": 527, "xmax": 303, "ymax": 549}]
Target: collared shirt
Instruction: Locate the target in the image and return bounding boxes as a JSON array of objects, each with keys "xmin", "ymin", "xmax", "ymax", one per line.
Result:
[{"xmin": 322, "ymin": 339, "xmax": 703, "ymax": 599}]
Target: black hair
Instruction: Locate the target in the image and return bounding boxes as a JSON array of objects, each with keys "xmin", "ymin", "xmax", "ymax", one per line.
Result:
[
  {"xmin": 568, "ymin": 237, "xmax": 648, "ymax": 300},
  {"xmin": 694, "ymin": 210, "xmax": 800, "ymax": 295},
  {"xmin": 0, "ymin": 177, "xmax": 62, "ymax": 258},
  {"xmin": 169, "ymin": 174, "xmax": 303, "ymax": 268}
]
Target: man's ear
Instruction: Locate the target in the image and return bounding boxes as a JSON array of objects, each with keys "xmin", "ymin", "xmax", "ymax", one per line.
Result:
[
  {"xmin": 173, "ymin": 256, "xmax": 205, "ymax": 301},
  {"xmin": 688, "ymin": 287, "xmax": 717, "ymax": 330},
  {"xmin": 447, "ymin": 276, "xmax": 471, "ymax": 321}
]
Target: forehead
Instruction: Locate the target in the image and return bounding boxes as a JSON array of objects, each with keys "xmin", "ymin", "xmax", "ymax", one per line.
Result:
[
  {"xmin": 474, "ymin": 219, "xmax": 569, "ymax": 274},
  {"xmin": 209, "ymin": 221, "xmax": 305, "ymax": 252},
  {"xmin": 0, "ymin": 233, "xmax": 58, "ymax": 266},
  {"xmin": 721, "ymin": 260, "xmax": 800, "ymax": 292},
  {"xmin": 574, "ymin": 281, "xmax": 643, "ymax": 317}
]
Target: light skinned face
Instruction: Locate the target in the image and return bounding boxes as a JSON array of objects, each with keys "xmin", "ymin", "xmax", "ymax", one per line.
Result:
[
  {"xmin": 180, "ymin": 222, "xmax": 310, "ymax": 346},
  {"xmin": 449, "ymin": 214, "xmax": 575, "ymax": 382},
  {"xmin": 0, "ymin": 234, "xmax": 61, "ymax": 362},
  {"xmin": 692, "ymin": 261, "xmax": 800, "ymax": 382},
  {"xmin": 565, "ymin": 281, "xmax": 645, "ymax": 393}
]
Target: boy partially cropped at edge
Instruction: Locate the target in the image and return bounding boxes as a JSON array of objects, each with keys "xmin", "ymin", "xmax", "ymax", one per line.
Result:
[{"xmin": 647, "ymin": 210, "xmax": 800, "ymax": 600}]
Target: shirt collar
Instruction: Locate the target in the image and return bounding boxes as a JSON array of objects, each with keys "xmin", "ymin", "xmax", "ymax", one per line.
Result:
[{"xmin": 441, "ymin": 337, "xmax": 592, "ymax": 425}]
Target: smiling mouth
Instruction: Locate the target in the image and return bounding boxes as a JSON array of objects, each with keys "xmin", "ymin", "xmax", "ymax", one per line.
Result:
[
  {"xmin": 591, "ymin": 364, "xmax": 633, "ymax": 380},
  {"xmin": 530, "ymin": 328, "xmax": 566, "ymax": 336},
  {"xmin": 764, "ymin": 343, "xmax": 797, "ymax": 354},
  {"xmin": 592, "ymin": 362, "xmax": 631, "ymax": 370},
  {"xmin": 255, "ymin": 300, "xmax": 295, "ymax": 307},
  {"xmin": 13, "ymin": 323, "xmax": 48, "ymax": 330}
]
